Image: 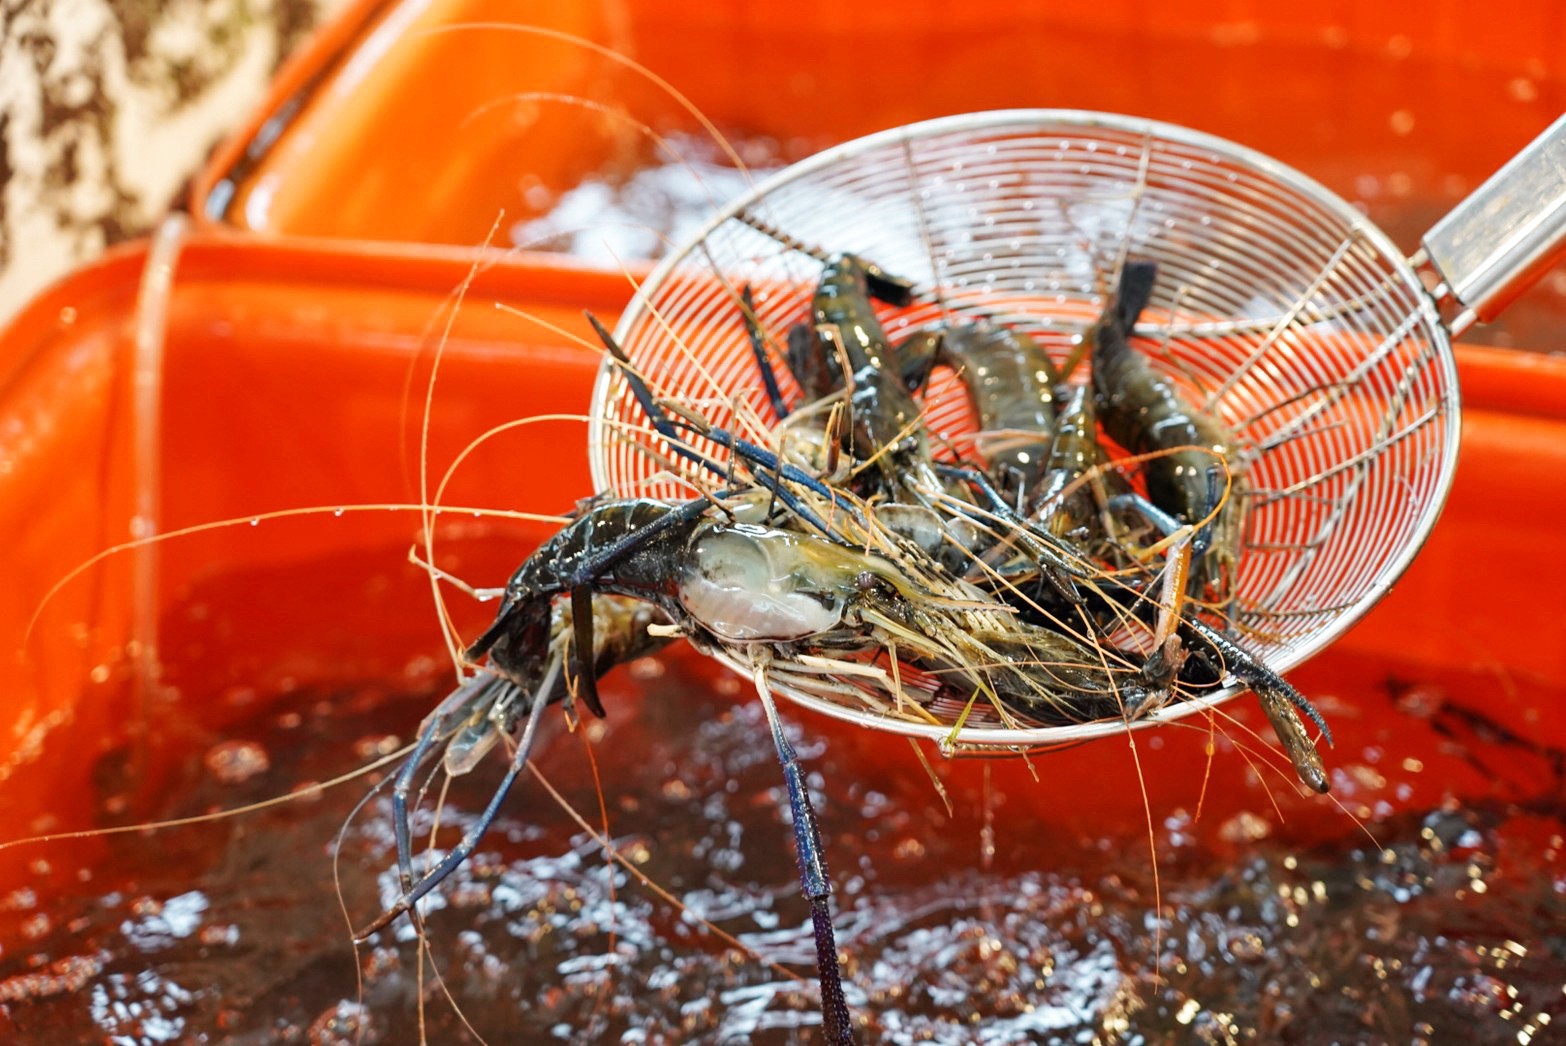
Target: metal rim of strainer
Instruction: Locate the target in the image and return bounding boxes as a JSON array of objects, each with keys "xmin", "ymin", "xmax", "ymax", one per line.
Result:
[{"xmin": 587, "ymin": 109, "xmax": 1461, "ymax": 750}]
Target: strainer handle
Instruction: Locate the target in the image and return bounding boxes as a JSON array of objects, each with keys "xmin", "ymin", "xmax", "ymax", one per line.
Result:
[{"xmin": 1420, "ymin": 112, "xmax": 1566, "ymax": 336}]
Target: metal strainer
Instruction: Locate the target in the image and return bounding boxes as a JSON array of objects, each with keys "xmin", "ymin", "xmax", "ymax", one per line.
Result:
[{"xmin": 587, "ymin": 109, "xmax": 1566, "ymax": 748}]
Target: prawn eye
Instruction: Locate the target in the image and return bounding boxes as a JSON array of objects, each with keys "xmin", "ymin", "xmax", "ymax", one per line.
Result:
[{"xmin": 678, "ymin": 525, "xmax": 847, "ymax": 642}]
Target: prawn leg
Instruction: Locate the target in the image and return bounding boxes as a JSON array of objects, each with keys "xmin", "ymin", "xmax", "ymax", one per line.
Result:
[
  {"xmin": 1180, "ymin": 615, "xmax": 1333, "ymax": 793},
  {"xmin": 356, "ymin": 669, "xmax": 553, "ymax": 941},
  {"xmin": 740, "ymin": 284, "xmax": 791, "ymax": 420},
  {"xmin": 934, "ymin": 461, "xmax": 1087, "ymax": 604},
  {"xmin": 568, "ymin": 585, "xmax": 607, "ymax": 718},
  {"xmin": 753, "ymin": 667, "xmax": 855, "ymax": 1046},
  {"xmin": 388, "ymin": 672, "xmax": 515, "ymax": 903},
  {"xmin": 368, "ymin": 502, "xmax": 721, "ymax": 939},
  {"xmin": 586, "ymin": 313, "xmax": 843, "ymax": 535}
]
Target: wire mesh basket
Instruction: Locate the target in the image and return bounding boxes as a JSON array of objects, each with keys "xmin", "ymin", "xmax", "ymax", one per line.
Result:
[{"xmin": 588, "ymin": 110, "xmax": 1479, "ymax": 747}]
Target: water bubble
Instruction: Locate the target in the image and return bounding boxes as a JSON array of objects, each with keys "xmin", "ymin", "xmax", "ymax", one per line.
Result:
[{"xmin": 203, "ymin": 740, "xmax": 271, "ymax": 785}]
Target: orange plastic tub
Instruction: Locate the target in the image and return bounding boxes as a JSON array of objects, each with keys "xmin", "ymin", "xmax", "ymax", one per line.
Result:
[
  {"xmin": 0, "ymin": 236, "xmax": 628, "ymax": 840},
  {"xmin": 195, "ymin": 0, "xmax": 1566, "ymax": 349},
  {"xmin": 3, "ymin": 3, "xmax": 1566, "ymax": 1041},
  {"xmin": 1, "ymin": 233, "xmax": 1564, "ymax": 1039}
]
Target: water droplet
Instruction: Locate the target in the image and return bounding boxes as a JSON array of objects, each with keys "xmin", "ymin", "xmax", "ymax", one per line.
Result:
[
  {"xmin": 249, "ymin": 518, "xmax": 259, "ymax": 527},
  {"xmin": 333, "ymin": 508, "xmax": 345, "ymax": 517}
]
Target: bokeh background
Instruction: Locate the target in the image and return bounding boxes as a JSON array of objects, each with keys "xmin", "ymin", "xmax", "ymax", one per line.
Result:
[{"xmin": 0, "ymin": 0, "xmax": 343, "ymax": 322}]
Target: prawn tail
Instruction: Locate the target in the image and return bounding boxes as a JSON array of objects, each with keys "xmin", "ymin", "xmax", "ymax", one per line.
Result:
[{"xmin": 1113, "ymin": 259, "xmax": 1159, "ymax": 333}]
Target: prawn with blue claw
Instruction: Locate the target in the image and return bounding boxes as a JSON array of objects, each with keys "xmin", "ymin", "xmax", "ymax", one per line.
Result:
[{"xmin": 362, "ymin": 249, "xmax": 1334, "ymax": 1044}]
